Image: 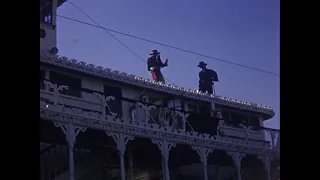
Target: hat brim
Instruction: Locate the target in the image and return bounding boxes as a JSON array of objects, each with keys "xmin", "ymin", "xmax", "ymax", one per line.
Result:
[
  {"xmin": 198, "ymin": 64, "xmax": 207, "ymax": 67},
  {"xmin": 150, "ymin": 52, "xmax": 160, "ymax": 55}
]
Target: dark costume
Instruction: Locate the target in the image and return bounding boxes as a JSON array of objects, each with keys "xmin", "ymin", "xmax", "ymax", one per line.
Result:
[
  {"xmin": 198, "ymin": 62, "xmax": 218, "ymax": 95},
  {"xmin": 147, "ymin": 50, "xmax": 168, "ymax": 83}
]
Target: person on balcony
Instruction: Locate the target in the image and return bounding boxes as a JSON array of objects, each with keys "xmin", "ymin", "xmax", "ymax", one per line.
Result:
[
  {"xmin": 198, "ymin": 61, "xmax": 219, "ymax": 95},
  {"xmin": 147, "ymin": 49, "xmax": 168, "ymax": 83}
]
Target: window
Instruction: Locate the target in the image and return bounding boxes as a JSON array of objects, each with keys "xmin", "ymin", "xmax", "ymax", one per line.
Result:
[
  {"xmin": 49, "ymin": 71, "xmax": 82, "ymax": 98},
  {"xmin": 40, "ymin": 70, "xmax": 45, "ymax": 90},
  {"xmin": 248, "ymin": 116, "xmax": 261, "ymax": 131},
  {"xmin": 221, "ymin": 111, "xmax": 230, "ymax": 121},
  {"xmin": 40, "ymin": 28, "xmax": 46, "ymax": 38},
  {"xmin": 230, "ymin": 112, "xmax": 248, "ymax": 128},
  {"xmin": 103, "ymin": 85, "xmax": 122, "ymax": 118}
]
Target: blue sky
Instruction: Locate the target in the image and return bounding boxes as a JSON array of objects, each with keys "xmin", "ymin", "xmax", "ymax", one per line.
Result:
[{"xmin": 56, "ymin": 0, "xmax": 279, "ymax": 129}]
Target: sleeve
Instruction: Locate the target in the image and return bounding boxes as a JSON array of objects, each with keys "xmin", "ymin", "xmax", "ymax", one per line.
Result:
[
  {"xmin": 158, "ymin": 57, "xmax": 165, "ymax": 67},
  {"xmin": 210, "ymin": 69, "xmax": 218, "ymax": 82},
  {"xmin": 147, "ymin": 58, "xmax": 151, "ymax": 71}
]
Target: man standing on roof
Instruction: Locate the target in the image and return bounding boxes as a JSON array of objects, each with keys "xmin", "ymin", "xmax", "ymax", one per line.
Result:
[
  {"xmin": 147, "ymin": 49, "xmax": 168, "ymax": 83},
  {"xmin": 198, "ymin": 61, "xmax": 219, "ymax": 95}
]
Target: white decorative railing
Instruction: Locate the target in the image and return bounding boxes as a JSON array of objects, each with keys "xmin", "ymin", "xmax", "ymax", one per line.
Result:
[
  {"xmin": 217, "ymin": 120, "xmax": 280, "ymax": 150},
  {"xmin": 40, "ymin": 82, "xmax": 280, "ymax": 155}
]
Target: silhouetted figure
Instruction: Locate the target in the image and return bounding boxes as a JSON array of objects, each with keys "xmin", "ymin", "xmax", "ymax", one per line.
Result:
[
  {"xmin": 198, "ymin": 61, "xmax": 218, "ymax": 95},
  {"xmin": 147, "ymin": 49, "xmax": 168, "ymax": 83}
]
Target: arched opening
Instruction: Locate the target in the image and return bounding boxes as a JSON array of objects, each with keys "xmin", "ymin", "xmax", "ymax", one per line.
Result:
[
  {"xmin": 126, "ymin": 137, "xmax": 162, "ymax": 180},
  {"xmin": 207, "ymin": 150, "xmax": 235, "ymax": 180},
  {"xmin": 241, "ymin": 155, "xmax": 267, "ymax": 180},
  {"xmin": 40, "ymin": 120, "xmax": 68, "ymax": 180},
  {"xmin": 170, "ymin": 144, "xmax": 201, "ymax": 180},
  {"xmin": 74, "ymin": 129, "xmax": 118, "ymax": 179}
]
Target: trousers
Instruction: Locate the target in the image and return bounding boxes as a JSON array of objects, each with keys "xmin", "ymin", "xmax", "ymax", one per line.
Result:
[{"xmin": 151, "ymin": 69, "xmax": 165, "ymax": 83}]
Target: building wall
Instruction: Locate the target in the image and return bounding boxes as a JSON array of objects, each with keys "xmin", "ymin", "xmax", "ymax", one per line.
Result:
[
  {"xmin": 40, "ymin": 65, "xmax": 269, "ymax": 141},
  {"xmin": 40, "ymin": 23, "xmax": 56, "ymax": 51}
]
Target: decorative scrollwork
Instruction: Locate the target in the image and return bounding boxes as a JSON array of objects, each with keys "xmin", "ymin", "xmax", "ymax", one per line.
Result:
[
  {"xmin": 192, "ymin": 146, "xmax": 213, "ymax": 165},
  {"xmin": 93, "ymin": 93, "xmax": 117, "ymax": 119},
  {"xmin": 44, "ymin": 81, "xmax": 69, "ymax": 105},
  {"xmin": 152, "ymin": 140, "xmax": 176, "ymax": 159},
  {"xmin": 227, "ymin": 152, "xmax": 246, "ymax": 167},
  {"xmin": 54, "ymin": 122, "xmax": 86, "ymax": 147},
  {"xmin": 106, "ymin": 132, "xmax": 134, "ymax": 155}
]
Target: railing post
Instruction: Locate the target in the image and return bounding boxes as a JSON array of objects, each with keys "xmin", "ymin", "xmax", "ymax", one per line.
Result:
[
  {"xmin": 258, "ymin": 156, "xmax": 273, "ymax": 180},
  {"xmin": 152, "ymin": 140, "xmax": 175, "ymax": 180},
  {"xmin": 54, "ymin": 123, "xmax": 86, "ymax": 180},
  {"xmin": 227, "ymin": 152, "xmax": 245, "ymax": 180},
  {"xmin": 106, "ymin": 132, "xmax": 134, "ymax": 180},
  {"xmin": 192, "ymin": 146, "xmax": 213, "ymax": 180}
]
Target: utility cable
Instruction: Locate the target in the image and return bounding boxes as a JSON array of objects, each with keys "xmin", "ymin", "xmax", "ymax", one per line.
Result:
[
  {"xmin": 67, "ymin": 0, "xmax": 176, "ymax": 85},
  {"xmin": 57, "ymin": 12, "xmax": 279, "ymax": 76},
  {"xmin": 67, "ymin": 0, "xmax": 195, "ymax": 131}
]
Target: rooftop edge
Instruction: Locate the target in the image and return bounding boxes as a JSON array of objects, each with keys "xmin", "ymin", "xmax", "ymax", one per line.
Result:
[{"xmin": 40, "ymin": 51, "xmax": 276, "ymax": 120}]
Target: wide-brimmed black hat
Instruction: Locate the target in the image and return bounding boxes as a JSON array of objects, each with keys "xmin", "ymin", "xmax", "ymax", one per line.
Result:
[
  {"xmin": 150, "ymin": 49, "xmax": 160, "ymax": 55},
  {"xmin": 197, "ymin": 61, "xmax": 207, "ymax": 67}
]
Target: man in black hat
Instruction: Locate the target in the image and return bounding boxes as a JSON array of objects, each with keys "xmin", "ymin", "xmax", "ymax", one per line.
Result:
[
  {"xmin": 147, "ymin": 49, "xmax": 168, "ymax": 83},
  {"xmin": 198, "ymin": 61, "xmax": 219, "ymax": 95}
]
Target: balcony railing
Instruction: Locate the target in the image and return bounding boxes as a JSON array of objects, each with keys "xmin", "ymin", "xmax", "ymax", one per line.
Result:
[{"xmin": 40, "ymin": 80, "xmax": 280, "ymax": 151}]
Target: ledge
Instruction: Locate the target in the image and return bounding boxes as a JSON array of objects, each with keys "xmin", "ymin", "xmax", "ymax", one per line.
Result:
[{"xmin": 40, "ymin": 52, "xmax": 275, "ymax": 119}]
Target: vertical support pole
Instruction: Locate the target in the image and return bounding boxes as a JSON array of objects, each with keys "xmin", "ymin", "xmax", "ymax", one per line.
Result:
[
  {"xmin": 227, "ymin": 152, "xmax": 245, "ymax": 180},
  {"xmin": 51, "ymin": 0, "xmax": 58, "ymax": 26},
  {"xmin": 152, "ymin": 140, "xmax": 176, "ymax": 180},
  {"xmin": 54, "ymin": 123, "xmax": 86, "ymax": 180},
  {"xmin": 44, "ymin": 70, "xmax": 50, "ymax": 91},
  {"xmin": 270, "ymin": 131, "xmax": 276, "ymax": 148},
  {"xmin": 106, "ymin": 132, "xmax": 134, "ymax": 180},
  {"xmin": 192, "ymin": 146, "xmax": 213, "ymax": 180},
  {"xmin": 258, "ymin": 156, "xmax": 273, "ymax": 180}
]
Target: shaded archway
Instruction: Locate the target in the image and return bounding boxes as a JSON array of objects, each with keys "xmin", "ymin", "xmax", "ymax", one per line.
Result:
[
  {"xmin": 126, "ymin": 137, "xmax": 163, "ymax": 180},
  {"xmin": 72, "ymin": 129, "xmax": 119, "ymax": 179},
  {"xmin": 241, "ymin": 155, "xmax": 267, "ymax": 180},
  {"xmin": 170, "ymin": 144, "xmax": 201, "ymax": 180},
  {"xmin": 207, "ymin": 150, "xmax": 236, "ymax": 180},
  {"xmin": 40, "ymin": 120, "xmax": 69, "ymax": 180}
]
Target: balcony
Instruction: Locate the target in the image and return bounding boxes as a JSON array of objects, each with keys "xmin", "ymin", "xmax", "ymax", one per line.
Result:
[{"xmin": 40, "ymin": 80, "xmax": 280, "ymax": 155}]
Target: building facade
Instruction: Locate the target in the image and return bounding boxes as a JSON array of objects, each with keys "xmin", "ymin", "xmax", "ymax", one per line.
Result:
[{"xmin": 40, "ymin": 1, "xmax": 280, "ymax": 180}]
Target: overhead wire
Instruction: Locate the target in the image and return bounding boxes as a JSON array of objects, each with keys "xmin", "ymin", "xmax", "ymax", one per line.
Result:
[
  {"xmin": 56, "ymin": 9, "xmax": 279, "ymax": 77},
  {"xmin": 66, "ymin": 0, "xmax": 195, "ymax": 131},
  {"xmin": 66, "ymin": 1, "xmax": 176, "ymax": 85}
]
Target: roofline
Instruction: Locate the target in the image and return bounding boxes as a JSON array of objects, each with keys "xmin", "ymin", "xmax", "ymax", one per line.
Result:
[{"xmin": 40, "ymin": 52, "xmax": 275, "ymax": 120}]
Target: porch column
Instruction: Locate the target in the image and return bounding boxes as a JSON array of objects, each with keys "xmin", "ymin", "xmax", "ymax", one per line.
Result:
[
  {"xmin": 106, "ymin": 132, "xmax": 134, "ymax": 180},
  {"xmin": 258, "ymin": 156, "xmax": 273, "ymax": 180},
  {"xmin": 152, "ymin": 140, "xmax": 176, "ymax": 180},
  {"xmin": 227, "ymin": 152, "xmax": 246, "ymax": 180},
  {"xmin": 192, "ymin": 146, "xmax": 213, "ymax": 180},
  {"xmin": 54, "ymin": 123, "xmax": 86, "ymax": 180}
]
